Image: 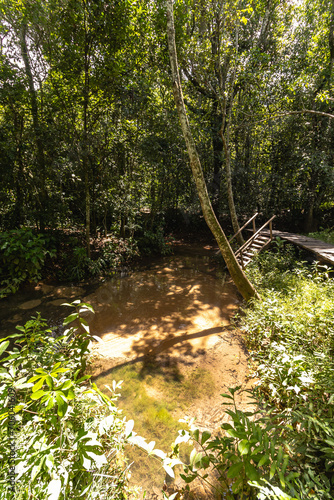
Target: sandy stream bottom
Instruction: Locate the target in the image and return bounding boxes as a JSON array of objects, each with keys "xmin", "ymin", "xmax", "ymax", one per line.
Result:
[{"xmin": 86, "ymin": 251, "xmax": 256, "ymax": 499}]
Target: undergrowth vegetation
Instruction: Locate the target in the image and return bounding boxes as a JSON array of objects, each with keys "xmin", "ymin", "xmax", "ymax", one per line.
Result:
[
  {"xmin": 0, "ymin": 302, "xmax": 139, "ymax": 499},
  {"xmin": 0, "ymin": 226, "xmax": 174, "ymax": 298},
  {"xmin": 139, "ymin": 243, "xmax": 333, "ymax": 499},
  {"xmin": 60, "ymin": 235, "xmax": 140, "ymax": 282},
  {"xmin": 0, "ymin": 229, "xmax": 56, "ymax": 298},
  {"xmin": 308, "ymin": 229, "xmax": 334, "ymax": 245},
  {"xmin": 240, "ymin": 245, "xmax": 334, "ymax": 498}
]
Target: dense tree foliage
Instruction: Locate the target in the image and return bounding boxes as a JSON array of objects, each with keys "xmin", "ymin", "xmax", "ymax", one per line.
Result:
[{"xmin": 0, "ymin": 0, "xmax": 334, "ymax": 241}]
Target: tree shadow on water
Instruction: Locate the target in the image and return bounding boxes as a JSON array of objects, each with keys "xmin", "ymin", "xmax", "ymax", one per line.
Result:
[
  {"xmin": 138, "ymin": 351, "xmax": 184, "ymax": 383},
  {"xmin": 91, "ymin": 324, "xmax": 223, "ymax": 384}
]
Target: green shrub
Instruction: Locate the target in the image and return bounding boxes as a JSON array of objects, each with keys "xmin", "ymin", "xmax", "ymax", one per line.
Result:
[
  {"xmin": 56, "ymin": 236, "xmax": 139, "ymax": 282},
  {"xmin": 0, "ymin": 228, "xmax": 56, "ymax": 297},
  {"xmin": 137, "ymin": 227, "xmax": 173, "ymax": 256},
  {"xmin": 0, "ymin": 301, "xmax": 139, "ymax": 499},
  {"xmin": 240, "ymin": 251, "xmax": 334, "ymax": 499},
  {"xmin": 308, "ymin": 229, "xmax": 334, "ymax": 245},
  {"xmin": 99, "ymin": 236, "xmax": 139, "ymax": 271}
]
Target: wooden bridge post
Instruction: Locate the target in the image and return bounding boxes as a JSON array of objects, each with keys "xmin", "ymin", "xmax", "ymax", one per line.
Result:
[{"xmin": 252, "ymin": 219, "xmax": 256, "ymax": 234}]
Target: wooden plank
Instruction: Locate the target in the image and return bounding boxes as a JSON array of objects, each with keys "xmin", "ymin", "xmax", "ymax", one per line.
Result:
[{"xmin": 262, "ymin": 230, "xmax": 334, "ymax": 266}]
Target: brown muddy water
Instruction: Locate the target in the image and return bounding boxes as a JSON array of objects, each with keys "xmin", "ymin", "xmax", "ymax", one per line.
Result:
[
  {"xmin": 87, "ymin": 245, "xmax": 242, "ymax": 371},
  {"xmin": 1, "ymin": 244, "xmax": 235, "ymax": 344}
]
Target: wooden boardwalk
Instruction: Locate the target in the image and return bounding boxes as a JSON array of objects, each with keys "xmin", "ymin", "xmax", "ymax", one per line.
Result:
[
  {"xmin": 263, "ymin": 230, "xmax": 334, "ymax": 266},
  {"xmin": 226, "ymin": 214, "xmax": 334, "ymax": 267}
]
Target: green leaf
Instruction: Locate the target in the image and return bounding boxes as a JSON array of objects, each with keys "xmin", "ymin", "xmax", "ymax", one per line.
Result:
[
  {"xmin": 277, "ymin": 446, "xmax": 283, "ymax": 465},
  {"xmin": 220, "ymin": 393, "xmax": 234, "ymax": 400},
  {"xmin": 281, "ymin": 456, "xmax": 289, "ymax": 476},
  {"xmin": 45, "ymin": 376, "xmax": 53, "ymax": 389},
  {"xmin": 80, "ymin": 303, "xmax": 94, "ymax": 313},
  {"xmin": 1, "ymin": 333, "xmax": 23, "ymax": 341},
  {"xmin": 32, "ymin": 377, "xmax": 45, "ymax": 392},
  {"xmin": 258, "ymin": 454, "xmax": 270, "ymax": 467},
  {"xmin": 192, "ymin": 429, "xmax": 199, "ymax": 441},
  {"xmin": 45, "ymin": 397, "xmax": 55, "ymax": 411},
  {"xmin": 221, "ymin": 423, "xmax": 234, "ymax": 430},
  {"xmin": 227, "ymin": 461, "xmax": 243, "ymax": 478},
  {"xmin": 66, "ymin": 388, "xmax": 75, "ymax": 400},
  {"xmin": 30, "ymin": 390, "xmax": 46, "ymax": 400},
  {"xmin": 189, "ymin": 449, "xmax": 202, "ymax": 467},
  {"xmin": 51, "ymin": 368, "xmax": 69, "ymax": 375},
  {"xmin": 278, "ymin": 470, "xmax": 286, "ymax": 489},
  {"xmin": 55, "ymin": 392, "xmax": 68, "ymax": 417},
  {"xmin": 80, "ymin": 322, "xmax": 90, "ymax": 333},
  {"xmin": 270, "ymin": 460, "xmax": 277, "ymax": 479},
  {"xmin": 238, "ymin": 439, "xmax": 250, "ymax": 456},
  {"xmin": 180, "ymin": 473, "xmax": 197, "ymax": 483},
  {"xmin": 35, "ymin": 368, "xmax": 47, "ymax": 374},
  {"xmin": 63, "ymin": 313, "xmax": 78, "ymax": 326},
  {"xmin": 244, "ymin": 461, "xmax": 260, "ymax": 481},
  {"xmin": 200, "ymin": 455, "xmax": 210, "ymax": 469},
  {"xmin": 60, "ymin": 380, "xmax": 73, "ymax": 390},
  {"xmin": 226, "ymin": 428, "xmax": 245, "ymax": 439},
  {"xmin": 201, "ymin": 430, "xmax": 211, "ymax": 445},
  {"xmin": 0, "ymin": 341, "xmax": 9, "ymax": 356}
]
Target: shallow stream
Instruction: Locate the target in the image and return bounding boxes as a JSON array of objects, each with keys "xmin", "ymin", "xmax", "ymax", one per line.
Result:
[{"xmin": 1, "ymin": 243, "xmax": 235, "ymax": 346}]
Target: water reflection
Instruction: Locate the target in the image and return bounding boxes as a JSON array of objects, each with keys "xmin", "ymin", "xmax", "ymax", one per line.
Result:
[
  {"xmin": 0, "ymin": 246, "xmax": 238, "ymax": 359},
  {"xmin": 85, "ymin": 251, "xmax": 240, "ymax": 373}
]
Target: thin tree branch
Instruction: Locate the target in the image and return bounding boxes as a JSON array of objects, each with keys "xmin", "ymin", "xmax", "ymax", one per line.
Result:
[
  {"xmin": 259, "ymin": 109, "xmax": 334, "ymax": 122},
  {"xmin": 182, "ymin": 67, "xmax": 216, "ymax": 99}
]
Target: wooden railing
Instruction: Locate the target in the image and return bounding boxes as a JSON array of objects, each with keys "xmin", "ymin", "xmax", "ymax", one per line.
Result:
[
  {"xmin": 229, "ymin": 212, "xmax": 258, "ymax": 243},
  {"xmin": 235, "ymin": 215, "xmax": 276, "ymax": 261}
]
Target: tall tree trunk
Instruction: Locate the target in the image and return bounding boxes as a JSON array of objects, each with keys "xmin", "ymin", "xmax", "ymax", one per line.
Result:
[
  {"xmin": 220, "ymin": 128, "xmax": 244, "ymax": 245},
  {"xmin": 12, "ymin": 110, "xmax": 24, "ymax": 227},
  {"xmin": 166, "ymin": 0, "xmax": 258, "ymax": 301},
  {"xmin": 210, "ymin": 101, "xmax": 223, "ymax": 212},
  {"xmin": 214, "ymin": 15, "xmax": 243, "ymax": 245},
  {"xmin": 83, "ymin": 17, "xmax": 91, "ymax": 257},
  {"xmin": 20, "ymin": 23, "xmax": 47, "ymax": 231}
]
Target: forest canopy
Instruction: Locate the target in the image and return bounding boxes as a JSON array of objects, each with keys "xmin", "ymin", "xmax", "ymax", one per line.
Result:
[{"xmin": 0, "ymin": 0, "xmax": 334, "ymax": 237}]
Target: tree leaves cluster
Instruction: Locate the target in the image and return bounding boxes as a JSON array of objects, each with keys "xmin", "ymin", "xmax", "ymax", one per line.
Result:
[{"xmin": 0, "ymin": 0, "xmax": 334, "ymax": 241}]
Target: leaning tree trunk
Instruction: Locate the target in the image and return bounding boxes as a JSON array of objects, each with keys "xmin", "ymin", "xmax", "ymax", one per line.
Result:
[{"xmin": 166, "ymin": 0, "xmax": 258, "ymax": 301}]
